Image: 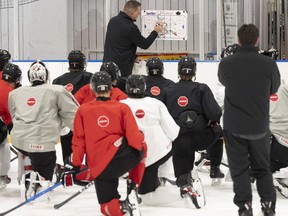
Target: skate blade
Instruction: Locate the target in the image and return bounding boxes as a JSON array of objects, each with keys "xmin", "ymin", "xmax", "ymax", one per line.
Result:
[
  {"xmin": 274, "ymin": 179, "xmax": 288, "ymax": 198},
  {"xmin": 211, "ymin": 178, "xmax": 222, "ymax": 186},
  {"xmin": 128, "ymin": 190, "xmax": 142, "ymax": 216}
]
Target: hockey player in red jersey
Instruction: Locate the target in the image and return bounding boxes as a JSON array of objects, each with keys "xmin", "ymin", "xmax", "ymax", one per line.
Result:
[
  {"xmin": 0, "ymin": 49, "xmax": 11, "ymax": 80},
  {"xmin": 74, "ymin": 61, "xmax": 127, "ymax": 104},
  {"xmin": 52, "ymin": 50, "xmax": 93, "ymax": 164},
  {"xmin": 70, "ymin": 71, "xmax": 147, "ymax": 215},
  {"xmin": 0, "ymin": 63, "xmax": 22, "ymax": 189}
]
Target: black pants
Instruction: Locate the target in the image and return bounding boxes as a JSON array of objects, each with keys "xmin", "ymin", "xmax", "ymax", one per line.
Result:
[
  {"xmin": 223, "ymin": 130, "xmax": 276, "ymax": 213},
  {"xmin": 15, "ymin": 148, "xmax": 56, "ymax": 181},
  {"xmin": 270, "ymin": 135, "xmax": 288, "ymax": 173},
  {"xmin": 60, "ymin": 131, "xmax": 73, "ymax": 164},
  {"xmin": 94, "ymin": 140, "xmax": 143, "ymax": 204},
  {"xmin": 138, "ymin": 148, "xmax": 174, "ymax": 195},
  {"xmin": 172, "ymin": 127, "xmax": 223, "ymax": 187}
]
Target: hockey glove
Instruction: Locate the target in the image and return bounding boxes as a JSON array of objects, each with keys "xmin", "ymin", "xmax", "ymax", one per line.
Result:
[{"xmin": 62, "ymin": 163, "xmax": 80, "ymax": 187}]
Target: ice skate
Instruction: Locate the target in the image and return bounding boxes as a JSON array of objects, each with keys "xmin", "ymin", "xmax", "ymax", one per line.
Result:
[
  {"xmin": 121, "ymin": 198, "xmax": 134, "ymax": 216},
  {"xmin": 258, "ymin": 201, "xmax": 275, "ymax": 216},
  {"xmin": 0, "ymin": 175, "xmax": 11, "ymax": 190},
  {"xmin": 22, "ymin": 171, "xmax": 52, "ymax": 201},
  {"xmin": 180, "ymin": 169, "xmax": 206, "ymax": 209},
  {"xmin": 239, "ymin": 202, "xmax": 253, "ymax": 216},
  {"xmin": 126, "ymin": 179, "xmax": 142, "ymax": 216},
  {"xmin": 195, "ymin": 151, "xmax": 210, "ymax": 173},
  {"xmin": 23, "ymin": 171, "xmax": 42, "ymax": 200},
  {"xmin": 210, "ymin": 166, "xmax": 224, "ymax": 186},
  {"xmin": 273, "ymin": 177, "xmax": 288, "ymax": 198},
  {"xmin": 53, "ymin": 163, "xmax": 64, "ymax": 183}
]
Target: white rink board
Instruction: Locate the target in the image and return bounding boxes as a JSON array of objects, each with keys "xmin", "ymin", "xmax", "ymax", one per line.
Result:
[{"xmin": 14, "ymin": 61, "xmax": 288, "ymax": 96}]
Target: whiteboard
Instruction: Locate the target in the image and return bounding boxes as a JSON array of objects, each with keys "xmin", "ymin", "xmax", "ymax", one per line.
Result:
[{"xmin": 141, "ymin": 10, "xmax": 188, "ymax": 40}]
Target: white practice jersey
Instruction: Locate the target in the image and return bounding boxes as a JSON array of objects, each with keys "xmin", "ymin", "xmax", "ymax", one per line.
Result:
[
  {"xmin": 121, "ymin": 97, "xmax": 180, "ymax": 166},
  {"xmin": 8, "ymin": 84, "xmax": 79, "ymax": 153},
  {"xmin": 270, "ymin": 80, "xmax": 288, "ymax": 148}
]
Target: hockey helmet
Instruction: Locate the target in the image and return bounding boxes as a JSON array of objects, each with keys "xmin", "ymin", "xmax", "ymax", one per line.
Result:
[
  {"xmin": 146, "ymin": 57, "xmax": 163, "ymax": 76},
  {"xmin": 28, "ymin": 61, "xmax": 49, "ymax": 85},
  {"xmin": 178, "ymin": 57, "xmax": 196, "ymax": 76},
  {"xmin": 0, "ymin": 49, "xmax": 11, "ymax": 70},
  {"xmin": 90, "ymin": 71, "xmax": 112, "ymax": 93},
  {"xmin": 126, "ymin": 74, "xmax": 146, "ymax": 96},
  {"xmin": 220, "ymin": 43, "xmax": 240, "ymax": 59},
  {"xmin": 100, "ymin": 62, "xmax": 121, "ymax": 81},
  {"xmin": 259, "ymin": 48, "xmax": 279, "ymax": 60},
  {"xmin": 2, "ymin": 63, "xmax": 22, "ymax": 85},
  {"xmin": 68, "ymin": 50, "xmax": 86, "ymax": 70}
]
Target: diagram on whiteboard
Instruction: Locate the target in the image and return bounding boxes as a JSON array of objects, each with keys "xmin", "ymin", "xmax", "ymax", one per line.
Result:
[{"xmin": 141, "ymin": 10, "xmax": 188, "ymax": 40}]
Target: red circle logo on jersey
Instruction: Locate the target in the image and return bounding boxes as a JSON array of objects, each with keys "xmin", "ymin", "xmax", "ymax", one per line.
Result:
[
  {"xmin": 27, "ymin": 98, "xmax": 36, "ymax": 106},
  {"xmin": 135, "ymin": 109, "xmax": 145, "ymax": 118},
  {"xmin": 178, "ymin": 96, "xmax": 188, "ymax": 107},
  {"xmin": 65, "ymin": 83, "xmax": 74, "ymax": 92},
  {"xmin": 270, "ymin": 94, "xmax": 278, "ymax": 101},
  {"xmin": 97, "ymin": 116, "xmax": 109, "ymax": 127},
  {"xmin": 150, "ymin": 86, "xmax": 160, "ymax": 96}
]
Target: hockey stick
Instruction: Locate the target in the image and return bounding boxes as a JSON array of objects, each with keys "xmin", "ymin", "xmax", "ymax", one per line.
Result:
[
  {"xmin": 0, "ymin": 166, "xmax": 89, "ymax": 215},
  {"xmin": 0, "ymin": 182, "xmax": 62, "ymax": 216},
  {"xmin": 10, "ymin": 155, "xmax": 18, "ymax": 162},
  {"xmin": 54, "ymin": 181, "xmax": 94, "ymax": 209}
]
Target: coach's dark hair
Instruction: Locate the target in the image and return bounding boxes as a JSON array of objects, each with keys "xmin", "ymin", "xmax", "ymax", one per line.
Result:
[
  {"xmin": 238, "ymin": 24, "xmax": 259, "ymax": 46},
  {"xmin": 124, "ymin": 0, "xmax": 141, "ymax": 12}
]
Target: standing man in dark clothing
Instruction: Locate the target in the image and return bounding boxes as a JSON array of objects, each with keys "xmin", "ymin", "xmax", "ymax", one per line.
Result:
[
  {"xmin": 103, "ymin": 0, "xmax": 163, "ymax": 92},
  {"xmin": 218, "ymin": 24, "xmax": 281, "ymax": 216},
  {"xmin": 53, "ymin": 50, "xmax": 93, "ymax": 164},
  {"xmin": 144, "ymin": 57, "xmax": 175, "ymax": 102}
]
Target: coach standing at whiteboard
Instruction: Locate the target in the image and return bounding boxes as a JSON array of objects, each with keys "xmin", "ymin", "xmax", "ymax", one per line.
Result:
[{"xmin": 103, "ymin": 0, "xmax": 163, "ymax": 92}]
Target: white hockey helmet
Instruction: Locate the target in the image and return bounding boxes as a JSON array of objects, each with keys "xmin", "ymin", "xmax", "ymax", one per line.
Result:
[{"xmin": 28, "ymin": 61, "xmax": 49, "ymax": 85}]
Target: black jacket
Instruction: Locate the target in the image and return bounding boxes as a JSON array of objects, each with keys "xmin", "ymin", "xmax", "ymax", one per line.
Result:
[
  {"xmin": 163, "ymin": 80, "xmax": 222, "ymax": 124},
  {"xmin": 144, "ymin": 75, "xmax": 175, "ymax": 102},
  {"xmin": 218, "ymin": 46, "xmax": 281, "ymax": 134},
  {"xmin": 52, "ymin": 71, "xmax": 93, "ymax": 95},
  {"xmin": 103, "ymin": 11, "xmax": 158, "ymax": 77}
]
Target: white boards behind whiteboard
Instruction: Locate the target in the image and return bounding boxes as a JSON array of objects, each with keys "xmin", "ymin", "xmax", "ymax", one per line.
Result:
[{"xmin": 141, "ymin": 10, "xmax": 188, "ymax": 41}]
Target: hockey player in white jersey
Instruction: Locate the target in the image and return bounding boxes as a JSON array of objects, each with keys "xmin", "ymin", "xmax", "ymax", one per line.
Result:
[
  {"xmin": 270, "ymin": 79, "xmax": 288, "ymax": 199},
  {"xmin": 8, "ymin": 61, "xmax": 79, "ymax": 200}
]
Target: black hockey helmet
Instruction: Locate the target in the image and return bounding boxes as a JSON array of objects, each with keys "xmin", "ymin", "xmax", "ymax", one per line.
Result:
[
  {"xmin": 178, "ymin": 57, "xmax": 196, "ymax": 76},
  {"xmin": 146, "ymin": 57, "xmax": 163, "ymax": 76},
  {"xmin": 259, "ymin": 48, "xmax": 279, "ymax": 60},
  {"xmin": 2, "ymin": 63, "xmax": 22, "ymax": 86},
  {"xmin": 220, "ymin": 43, "xmax": 240, "ymax": 59},
  {"xmin": 126, "ymin": 74, "xmax": 146, "ymax": 97},
  {"xmin": 100, "ymin": 62, "xmax": 121, "ymax": 81},
  {"xmin": 90, "ymin": 71, "xmax": 112, "ymax": 93},
  {"xmin": 0, "ymin": 49, "xmax": 11, "ymax": 70},
  {"xmin": 28, "ymin": 61, "xmax": 49, "ymax": 85},
  {"xmin": 68, "ymin": 50, "xmax": 86, "ymax": 70}
]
